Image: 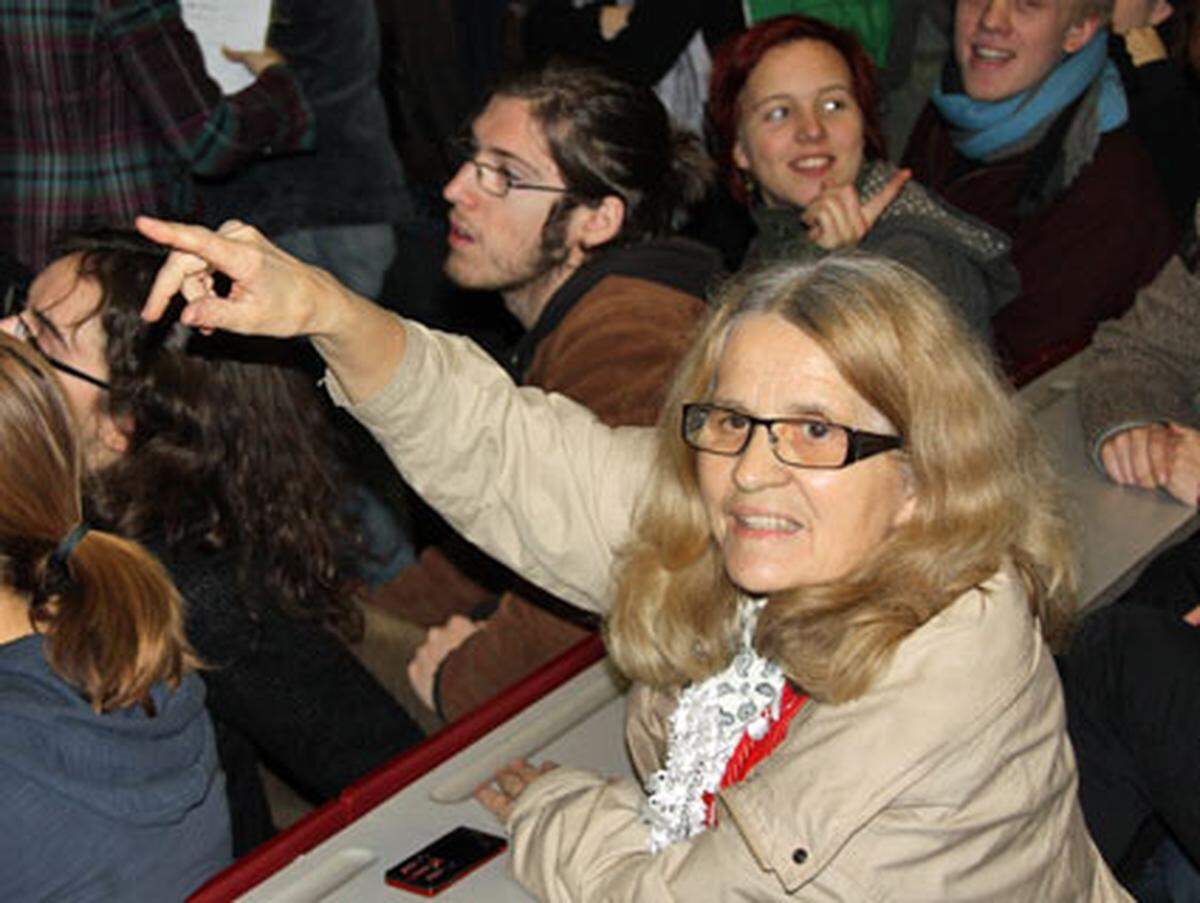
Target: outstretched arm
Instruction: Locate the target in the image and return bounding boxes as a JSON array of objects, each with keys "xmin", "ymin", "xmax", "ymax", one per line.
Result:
[
  {"xmin": 136, "ymin": 217, "xmax": 653, "ymax": 610},
  {"xmin": 137, "ymin": 217, "xmax": 405, "ymax": 403}
]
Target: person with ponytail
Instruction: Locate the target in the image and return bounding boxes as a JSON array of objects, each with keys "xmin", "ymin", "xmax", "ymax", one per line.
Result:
[
  {"xmin": 376, "ymin": 60, "xmax": 723, "ymax": 724},
  {"xmin": 0, "ymin": 334, "xmax": 229, "ymax": 899},
  {"xmin": 708, "ymin": 14, "xmax": 1019, "ymax": 339},
  {"xmin": 0, "ymin": 230, "xmax": 425, "ymax": 855}
]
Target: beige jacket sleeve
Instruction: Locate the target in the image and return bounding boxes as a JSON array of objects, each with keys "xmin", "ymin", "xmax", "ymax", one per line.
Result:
[
  {"xmin": 502, "ymin": 574, "xmax": 1130, "ymax": 901},
  {"xmin": 506, "ymin": 769, "xmax": 788, "ymax": 902},
  {"xmin": 327, "ymin": 319, "xmax": 655, "ymax": 614}
]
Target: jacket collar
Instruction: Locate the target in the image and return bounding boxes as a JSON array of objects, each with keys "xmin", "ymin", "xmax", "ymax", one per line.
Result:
[
  {"xmin": 718, "ymin": 569, "xmax": 1040, "ymax": 891},
  {"xmin": 504, "ymin": 237, "xmax": 722, "ymax": 380}
]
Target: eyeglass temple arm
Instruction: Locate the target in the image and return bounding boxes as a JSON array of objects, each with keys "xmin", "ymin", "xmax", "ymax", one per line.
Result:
[{"xmin": 845, "ymin": 431, "xmax": 903, "ymax": 464}]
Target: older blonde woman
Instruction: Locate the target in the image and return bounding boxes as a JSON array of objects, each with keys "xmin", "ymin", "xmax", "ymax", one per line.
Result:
[{"xmin": 136, "ymin": 217, "xmax": 1127, "ymax": 899}]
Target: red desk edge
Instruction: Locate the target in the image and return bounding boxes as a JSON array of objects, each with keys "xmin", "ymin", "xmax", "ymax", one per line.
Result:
[{"xmin": 189, "ymin": 632, "xmax": 606, "ymax": 902}]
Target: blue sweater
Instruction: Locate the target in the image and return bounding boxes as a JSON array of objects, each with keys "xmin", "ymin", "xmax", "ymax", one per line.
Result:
[{"xmin": 0, "ymin": 634, "xmax": 230, "ymax": 901}]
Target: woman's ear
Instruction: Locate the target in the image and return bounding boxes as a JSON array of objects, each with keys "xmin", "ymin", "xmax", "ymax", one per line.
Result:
[
  {"xmin": 96, "ymin": 413, "xmax": 130, "ymax": 457},
  {"xmin": 733, "ymin": 139, "xmax": 751, "ymax": 173}
]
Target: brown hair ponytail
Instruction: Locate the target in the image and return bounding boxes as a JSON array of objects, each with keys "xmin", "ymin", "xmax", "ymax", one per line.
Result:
[{"xmin": 0, "ymin": 335, "xmax": 195, "ymax": 713}]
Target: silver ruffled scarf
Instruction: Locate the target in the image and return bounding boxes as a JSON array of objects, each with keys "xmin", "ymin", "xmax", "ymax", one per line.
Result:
[{"xmin": 641, "ymin": 600, "xmax": 785, "ymax": 852}]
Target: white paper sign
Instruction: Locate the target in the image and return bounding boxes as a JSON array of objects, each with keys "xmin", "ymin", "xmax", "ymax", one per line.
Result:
[{"xmin": 180, "ymin": 0, "xmax": 273, "ymax": 95}]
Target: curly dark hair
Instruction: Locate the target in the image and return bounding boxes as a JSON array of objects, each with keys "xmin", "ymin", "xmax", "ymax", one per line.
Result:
[{"xmin": 55, "ymin": 229, "xmax": 363, "ymax": 639}]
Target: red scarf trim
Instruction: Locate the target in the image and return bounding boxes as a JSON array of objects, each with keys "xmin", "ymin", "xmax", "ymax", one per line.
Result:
[{"xmin": 702, "ymin": 682, "xmax": 807, "ymax": 827}]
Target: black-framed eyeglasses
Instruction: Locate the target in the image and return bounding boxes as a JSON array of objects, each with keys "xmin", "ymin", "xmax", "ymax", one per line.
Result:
[
  {"xmin": 447, "ymin": 137, "xmax": 572, "ymax": 199},
  {"xmin": 682, "ymin": 403, "xmax": 902, "ymax": 470},
  {"xmin": 12, "ymin": 315, "xmax": 111, "ymax": 392}
]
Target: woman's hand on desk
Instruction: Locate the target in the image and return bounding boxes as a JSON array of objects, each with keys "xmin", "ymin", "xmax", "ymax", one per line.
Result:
[
  {"xmin": 1101, "ymin": 423, "xmax": 1200, "ymax": 505},
  {"xmin": 476, "ymin": 759, "xmax": 559, "ymax": 823}
]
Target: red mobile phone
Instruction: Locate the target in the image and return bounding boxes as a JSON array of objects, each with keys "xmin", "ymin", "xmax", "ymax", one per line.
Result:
[{"xmin": 385, "ymin": 825, "xmax": 508, "ymax": 896}]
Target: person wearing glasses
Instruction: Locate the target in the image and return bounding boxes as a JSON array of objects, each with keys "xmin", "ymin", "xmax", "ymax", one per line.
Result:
[
  {"xmin": 136, "ymin": 216, "xmax": 1126, "ymax": 896},
  {"xmin": 374, "ymin": 61, "xmax": 722, "ymax": 725},
  {"xmin": 0, "ymin": 333, "xmax": 229, "ymax": 899},
  {"xmin": 0, "ymin": 231, "xmax": 425, "ymax": 855}
]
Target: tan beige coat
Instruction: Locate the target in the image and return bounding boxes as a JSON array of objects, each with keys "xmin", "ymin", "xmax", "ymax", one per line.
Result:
[{"xmin": 331, "ymin": 321, "xmax": 1129, "ymax": 900}]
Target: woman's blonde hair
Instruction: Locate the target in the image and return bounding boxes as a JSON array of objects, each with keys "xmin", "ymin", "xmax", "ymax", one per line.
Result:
[
  {"xmin": 0, "ymin": 334, "xmax": 196, "ymax": 713},
  {"xmin": 607, "ymin": 256, "xmax": 1075, "ymax": 703}
]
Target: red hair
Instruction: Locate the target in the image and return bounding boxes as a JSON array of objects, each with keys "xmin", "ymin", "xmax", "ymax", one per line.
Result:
[{"xmin": 708, "ymin": 15, "xmax": 887, "ymax": 205}]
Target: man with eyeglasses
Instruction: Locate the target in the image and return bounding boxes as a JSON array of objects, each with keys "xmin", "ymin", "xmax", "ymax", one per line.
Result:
[{"xmin": 371, "ymin": 61, "xmax": 724, "ymax": 724}]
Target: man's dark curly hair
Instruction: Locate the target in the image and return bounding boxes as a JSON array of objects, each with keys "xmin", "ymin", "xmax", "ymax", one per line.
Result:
[{"xmin": 56, "ymin": 229, "xmax": 363, "ymax": 639}]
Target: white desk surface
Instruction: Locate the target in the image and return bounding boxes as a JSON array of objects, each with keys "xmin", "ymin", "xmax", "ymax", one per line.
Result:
[
  {"xmin": 241, "ymin": 661, "xmax": 632, "ymax": 902},
  {"xmin": 243, "ymin": 355, "xmax": 1197, "ymax": 902}
]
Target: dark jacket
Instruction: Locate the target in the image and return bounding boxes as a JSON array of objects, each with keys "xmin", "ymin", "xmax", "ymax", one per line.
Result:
[
  {"xmin": 903, "ymin": 102, "xmax": 1177, "ymax": 384},
  {"xmin": 1111, "ymin": 30, "xmax": 1200, "ymax": 231},
  {"xmin": 157, "ymin": 540, "xmax": 424, "ymax": 853},
  {"xmin": 0, "ymin": 634, "xmax": 230, "ymax": 901},
  {"xmin": 198, "ymin": 0, "xmax": 409, "ymax": 234},
  {"xmin": 524, "ymin": 0, "xmax": 743, "ymax": 87}
]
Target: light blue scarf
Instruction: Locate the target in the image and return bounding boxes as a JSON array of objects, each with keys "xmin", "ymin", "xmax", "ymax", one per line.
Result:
[{"xmin": 931, "ymin": 30, "xmax": 1127, "ymax": 160}]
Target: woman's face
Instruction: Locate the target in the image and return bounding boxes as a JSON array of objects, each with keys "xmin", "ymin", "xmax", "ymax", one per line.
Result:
[
  {"xmin": 733, "ymin": 39, "xmax": 866, "ymax": 210},
  {"xmin": 0, "ymin": 254, "xmax": 122, "ymax": 468},
  {"xmin": 696, "ymin": 313, "xmax": 913, "ymax": 595}
]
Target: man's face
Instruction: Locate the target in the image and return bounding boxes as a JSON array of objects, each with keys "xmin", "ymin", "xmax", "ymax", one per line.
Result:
[
  {"xmin": 955, "ymin": 0, "xmax": 1099, "ymax": 101},
  {"xmin": 442, "ymin": 97, "xmax": 574, "ymax": 301}
]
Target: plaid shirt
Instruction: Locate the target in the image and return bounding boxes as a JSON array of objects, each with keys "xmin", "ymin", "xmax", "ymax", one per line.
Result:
[{"xmin": 0, "ymin": 0, "xmax": 315, "ymax": 270}]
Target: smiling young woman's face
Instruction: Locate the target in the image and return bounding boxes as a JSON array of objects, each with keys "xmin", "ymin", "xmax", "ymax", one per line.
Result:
[
  {"xmin": 733, "ymin": 39, "xmax": 866, "ymax": 210},
  {"xmin": 695, "ymin": 313, "xmax": 913, "ymax": 595}
]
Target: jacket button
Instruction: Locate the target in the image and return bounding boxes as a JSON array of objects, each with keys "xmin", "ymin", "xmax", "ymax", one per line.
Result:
[{"xmin": 792, "ymin": 848, "xmax": 808, "ymax": 865}]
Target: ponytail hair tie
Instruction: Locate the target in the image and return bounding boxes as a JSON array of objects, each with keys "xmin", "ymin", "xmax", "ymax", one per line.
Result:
[{"xmin": 50, "ymin": 523, "xmax": 90, "ymax": 573}]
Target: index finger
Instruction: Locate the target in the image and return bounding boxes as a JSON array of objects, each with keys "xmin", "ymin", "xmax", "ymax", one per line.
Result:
[
  {"xmin": 861, "ymin": 169, "xmax": 911, "ymax": 226},
  {"xmin": 136, "ymin": 216, "xmax": 257, "ymax": 321}
]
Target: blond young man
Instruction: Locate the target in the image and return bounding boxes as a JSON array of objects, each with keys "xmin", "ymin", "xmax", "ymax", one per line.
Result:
[{"xmin": 903, "ymin": 0, "xmax": 1176, "ymax": 382}]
